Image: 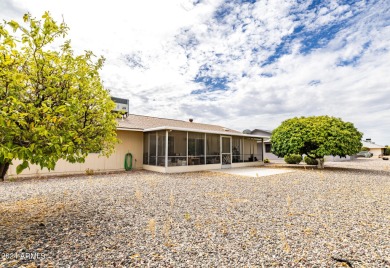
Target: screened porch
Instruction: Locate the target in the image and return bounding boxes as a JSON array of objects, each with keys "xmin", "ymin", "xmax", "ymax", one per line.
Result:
[{"xmin": 143, "ymin": 130, "xmax": 263, "ymax": 169}]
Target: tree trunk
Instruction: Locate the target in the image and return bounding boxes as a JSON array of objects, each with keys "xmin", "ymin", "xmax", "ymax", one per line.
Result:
[
  {"xmin": 0, "ymin": 162, "xmax": 10, "ymax": 181},
  {"xmin": 317, "ymin": 158, "xmax": 325, "ymax": 169}
]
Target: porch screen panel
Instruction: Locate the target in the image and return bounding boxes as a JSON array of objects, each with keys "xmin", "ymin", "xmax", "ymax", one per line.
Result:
[
  {"xmin": 206, "ymin": 134, "xmax": 220, "ymax": 164},
  {"xmin": 243, "ymin": 138, "xmax": 259, "ymax": 162},
  {"xmin": 188, "ymin": 132, "xmax": 205, "ymax": 165},
  {"xmin": 167, "ymin": 131, "xmax": 187, "ymax": 166},
  {"xmin": 232, "ymin": 137, "xmax": 242, "ymax": 163},
  {"xmin": 149, "ymin": 132, "xmax": 157, "ymax": 165},
  {"xmin": 157, "ymin": 131, "xmax": 166, "ymax": 166},
  {"xmin": 143, "ymin": 133, "xmax": 149, "ymax": 164},
  {"xmin": 257, "ymin": 141, "xmax": 263, "ymax": 161}
]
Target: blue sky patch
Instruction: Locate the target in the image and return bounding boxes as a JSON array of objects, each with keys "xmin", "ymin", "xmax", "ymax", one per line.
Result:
[
  {"xmin": 309, "ymin": 80, "xmax": 321, "ymax": 86},
  {"xmin": 192, "ymin": 75, "xmax": 230, "ymax": 94},
  {"xmin": 337, "ymin": 41, "xmax": 371, "ymax": 66}
]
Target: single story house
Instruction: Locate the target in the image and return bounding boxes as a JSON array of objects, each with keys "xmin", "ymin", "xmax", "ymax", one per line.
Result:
[
  {"xmin": 7, "ymin": 114, "xmax": 267, "ymax": 178},
  {"xmin": 249, "ymin": 129, "xmax": 280, "ymax": 160},
  {"xmin": 361, "ymin": 139, "xmax": 386, "ymax": 157}
]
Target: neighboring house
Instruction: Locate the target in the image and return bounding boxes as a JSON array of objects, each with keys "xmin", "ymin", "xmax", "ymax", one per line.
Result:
[
  {"xmin": 362, "ymin": 139, "xmax": 386, "ymax": 157},
  {"xmin": 250, "ymin": 129, "xmax": 282, "ymax": 160},
  {"xmin": 249, "ymin": 128, "xmax": 353, "ymax": 162},
  {"xmin": 8, "ymin": 114, "xmax": 267, "ymax": 177}
]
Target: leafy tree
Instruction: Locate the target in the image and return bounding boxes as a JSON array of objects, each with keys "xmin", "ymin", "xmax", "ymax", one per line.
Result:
[
  {"xmin": 361, "ymin": 146, "xmax": 369, "ymax": 151},
  {"xmin": 271, "ymin": 116, "xmax": 362, "ymax": 168},
  {"xmin": 0, "ymin": 12, "xmax": 119, "ymax": 181},
  {"xmin": 385, "ymin": 146, "xmax": 390, "ymax": 156}
]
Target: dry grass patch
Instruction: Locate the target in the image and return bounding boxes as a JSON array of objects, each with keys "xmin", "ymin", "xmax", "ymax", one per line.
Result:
[{"xmin": 0, "ymin": 196, "xmax": 75, "ymax": 229}]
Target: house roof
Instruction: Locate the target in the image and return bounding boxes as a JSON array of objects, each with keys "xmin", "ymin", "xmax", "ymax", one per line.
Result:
[
  {"xmin": 361, "ymin": 141, "xmax": 386, "ymax": 149},
  {"xmin": 250, "ymin": 129, "xmax": 272, "ymax": 137},
  {"xmin": 117, "ymin": 114, "xmax": 267, "ymax": 138}
]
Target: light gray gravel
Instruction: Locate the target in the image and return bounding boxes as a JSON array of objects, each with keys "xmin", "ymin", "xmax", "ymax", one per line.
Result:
[{"xmin": 0, "ymin": 159, "xmax": 389, "ymax": 267}]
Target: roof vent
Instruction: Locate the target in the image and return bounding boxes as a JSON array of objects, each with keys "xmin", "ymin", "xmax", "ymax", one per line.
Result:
[{"xmin": 189, "ymin": 118, "xmax": 193, "ymax": 122}]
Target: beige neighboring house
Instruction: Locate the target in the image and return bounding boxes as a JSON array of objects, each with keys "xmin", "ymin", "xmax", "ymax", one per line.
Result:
[
  {"xmin": 362, "ymin": 139, "xmax": 386, "ymax": 157},
  {"xmin": 8, "ymin": 114, "xmax": 267, "ymax": 178}
]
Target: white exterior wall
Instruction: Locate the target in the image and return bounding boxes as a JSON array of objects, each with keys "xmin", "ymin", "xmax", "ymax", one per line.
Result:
[
  {"xmin": 143, "ymin": 162, "xmax": 263, "ymax": 173},
  {"xmin": 232, "ymin": 162, "xmax": 263, "ymax": 168}
]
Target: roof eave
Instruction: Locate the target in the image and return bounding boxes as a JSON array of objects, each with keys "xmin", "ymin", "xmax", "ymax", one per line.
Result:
[
  {"xmin": 117, "ymin": 127, "xmax": 144, "ymax": 132},
  {"xmin": 143, "ymin": 126, "xmax": 267, "ymax": 139}
]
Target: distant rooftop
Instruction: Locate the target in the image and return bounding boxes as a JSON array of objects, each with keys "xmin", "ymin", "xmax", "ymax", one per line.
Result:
[
  {"xmin": 362, "ymin": 140, "xmax": 386, "ymax": 149},
  {"xmin": 117, "ymin": 114, "xmax": 267, "ymax": 138}
]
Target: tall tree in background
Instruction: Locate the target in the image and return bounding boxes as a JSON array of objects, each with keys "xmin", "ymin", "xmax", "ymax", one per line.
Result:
[
  {"xmin": 0, "ymin": 12, "xmax": 118, "ymax": 181},
  {"xmin": 271, "ymin": 116, "xmax": 362, "ymax": 168}
]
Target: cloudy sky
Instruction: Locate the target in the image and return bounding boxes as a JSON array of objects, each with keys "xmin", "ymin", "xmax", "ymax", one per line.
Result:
[{"xmin": 1, "ymin": 0, "xmax": 389, "ymax": 145}]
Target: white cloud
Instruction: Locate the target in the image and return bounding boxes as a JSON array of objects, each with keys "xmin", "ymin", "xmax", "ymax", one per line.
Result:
[{"xmin": 1, "ymin": 0, "xmax": 389, "ymax": 145}]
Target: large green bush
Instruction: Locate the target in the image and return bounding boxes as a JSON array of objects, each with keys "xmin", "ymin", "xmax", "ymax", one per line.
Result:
[
  {"xmin": 271, "ymin": 116, "xmax": 362, "ymax": 168},
  {"xmin": 284, "ymin": 154, "xmax": 302, "ymax": 164},
  {"xmin": 304, "ymin": 156, "xmax": 318, "ymax": 165},
  {"xmin": 361, "ymin": 147, "xmax": 370, "ymax": 151},
  {"xmin": 385, "ymin": 147, "xmax": 390, "ymax": 156}
]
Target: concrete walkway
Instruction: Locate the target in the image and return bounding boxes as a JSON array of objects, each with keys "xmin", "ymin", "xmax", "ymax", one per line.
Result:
[{"xmin": 212, "ymin": 166, "xmax": 295, "ymax": 177}]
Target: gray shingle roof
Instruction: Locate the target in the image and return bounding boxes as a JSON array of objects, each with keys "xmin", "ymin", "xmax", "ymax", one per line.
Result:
[
  {"xmin": 361, "ymin": 141, "xmax": 386, "ymax": 149},
  {"xmin": 117, "ymin": 114, "xmax": 242, "ymax": 135}
]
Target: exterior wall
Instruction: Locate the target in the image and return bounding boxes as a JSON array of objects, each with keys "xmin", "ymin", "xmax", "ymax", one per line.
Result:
[
  {"xmin": 7, "ymin": 130, "xmax": 143, "ymax": 178},
  {"xmin": 143, "ymin": 164, "xmax": 222, "ymax": 173},
  {"xmin": 257, "ymin": 142, "xmax": 264, "ymax": 161},
  {"xmin": 167, "ymin": 164, "xmax": 221, "ymax": 172},
  {"xmin": 369, "ymin": 148, "xmax": 384, "ymax": 157},
  {"xmin": 142, "ymin": 165, "xmax": 166, "ymax": 173},
  {"xmin": 143, "ymin": 162, "xmax": 263, "ymax": 173}
]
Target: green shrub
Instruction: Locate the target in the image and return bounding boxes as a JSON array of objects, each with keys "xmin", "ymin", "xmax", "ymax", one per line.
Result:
[
  {"xmin": 264, "ymin": 158, "xmax": 270, "ymax": 163},
  {"xmin": 361, "ymin": 146, "xmax": 370, "ymax": 151},
  {"xmin": 85, "ymin": 168, "xmax": 94, "ymax": 175},
  {"xmin": 384, "ymin": 146, "xmax": 390, "ymax": 156},
  {"xmin": 284, "ymin": 154, "xmax": 302, "ymax": 164},
  {"xmin": 304, "ymin": 156, "xmax": 318, "ymax": 165}
]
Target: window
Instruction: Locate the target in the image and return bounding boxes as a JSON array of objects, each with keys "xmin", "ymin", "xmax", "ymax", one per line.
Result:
[
  {"xmin": 157, "ymin": 131, "xmax": 166, "ymax": 166},
  {"xmin": 167, "ymin": 131, "xmax": 187, "ymax": 166},
  {"xmin": 143, "ymin": 133, "xmax": 149, "ymax": 164},
  {"xmin": 265, "ymin": 143, "xmax": 271, "ymax": 153},
  {"xmin": 232, "ymin": 137, "xmax": 242, "ymax": 163},
  {"xmin": 149, "ymin": 133, "xmax": 157, "ymax": 165},
  {"xmin": 188, "ymin": 132, "xmax": 205, "ymax": 165},
  {"xmin": 243, "ymin": 138, "xmax": 259, "ymax": 162},
  {"xmin": 206, "ymin": 134, "xmax": 220, "ymax": 164}
]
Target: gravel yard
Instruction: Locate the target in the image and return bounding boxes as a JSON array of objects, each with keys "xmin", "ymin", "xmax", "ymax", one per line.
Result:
[{"xmin": 1, "ymin": 159, "xmax": 389, "ymax": 267}]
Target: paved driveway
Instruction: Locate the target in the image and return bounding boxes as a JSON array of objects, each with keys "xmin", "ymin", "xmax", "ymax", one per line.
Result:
[{"xmin": 212, "ymin": 166, "xmax": 295, "ymax": 177}]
